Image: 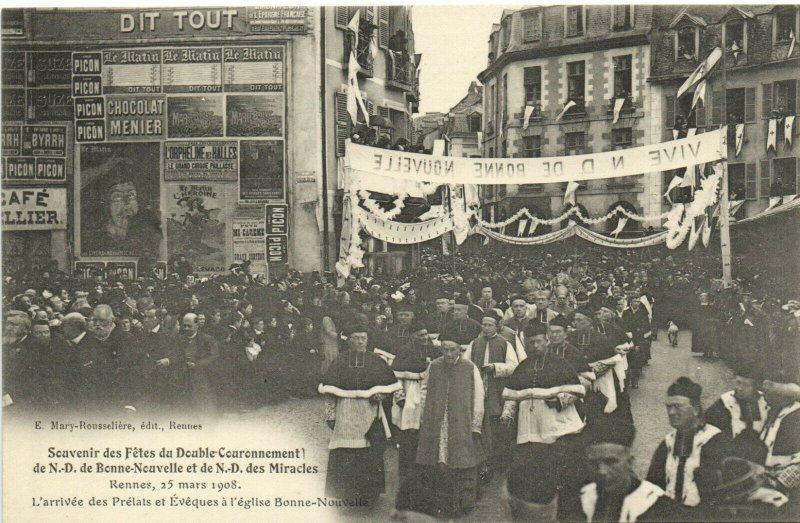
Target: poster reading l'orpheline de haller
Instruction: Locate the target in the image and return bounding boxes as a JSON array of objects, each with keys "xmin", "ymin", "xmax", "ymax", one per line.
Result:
[
  {"xmin": 79, "ymin": 142, "xmax": 162, "ymax": 257},
  {"xmin": 239, "ymin": 140, "xmax": 285, "ymax": 202}
]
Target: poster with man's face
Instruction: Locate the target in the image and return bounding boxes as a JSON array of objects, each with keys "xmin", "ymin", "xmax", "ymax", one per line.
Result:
[{"xmin": 79, "ymin": 142, "xmax": 161, "ymax": 257}]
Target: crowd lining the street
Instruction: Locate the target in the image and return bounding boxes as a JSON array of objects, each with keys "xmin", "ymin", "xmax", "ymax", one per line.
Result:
[{"xmin": 3, "ymin": 242, "xmax": 799, "ymax": 522}]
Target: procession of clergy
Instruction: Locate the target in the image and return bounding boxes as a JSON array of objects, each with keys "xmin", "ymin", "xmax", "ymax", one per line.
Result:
[{"xmin": 319, "ymin": 287, "xmax": 800, "ymax": 522}]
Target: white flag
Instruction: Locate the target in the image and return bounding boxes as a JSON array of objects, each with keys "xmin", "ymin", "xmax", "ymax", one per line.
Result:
[
  {"xmin": 785, "ymin": 116, "xmax": 795, "ymax": 146},
  {"xmin": 432, "ymin": 139, "xmax": 445, "ymax": 157},
  {"xmin": 369, "ymin": 31, "xmax": 379, "ymax": 60},
  {"xmin": 691, "ymin": 80, "xmax": 706, "ymax": 111},
  {"xmin": 664, "ymin": 175, "xmax": 684, "ymax": 196},
  {"xmin": 735, "ymin": 123, "xmax": 745, "ymax": 157},
  {"xmin": 766, "ymin": 196, "xmax": 782, "ymax": 212},
  {"xmin": 347, "ymin": 10, "xmax": 361, "ymax": 49},
  {"xmin": 783, "ymin": 194, "xmax": 798, "ymax": 204},
  {"xmin": 347, "ymin": 53, "xmax": 369, "ymax": 124},
  {"xmin": 611, "ymin": 217, "xmax": 628, "ymax": 237},
  {"xmin": 677, "ymin": 47, "xmax": 721, "ymax": 99},
  {"xmin": 767, "ymin": 118, "xmax": 777, "ymax": 152},
  {"xmin": 564, "ymin": 181, "xmax": 580, "ymax": 205},
  {"xmin": 523, "ymin": 105, "xmax": 535, "ymax": 130},
  {"xmin": 555, "ymin": 100, "xmax": 577, "ymax": 122},
  {"xmin": 612, "ymin": 98, "xmax": 626, "ymax": 124},
  {"xmin": 729, "ymin": 200, "xmax": 745, "ymax": 217},
  {"xmin": 517, "ymin": 219, "xmax": 529, "ymax": 237},
  {"xmin": 790, "ymin": 30, "xmax": 796, "ymax": 58},
  {"xmin": 686, "ymin": 128, "xmax": 697, "ymax": 137},
  {"xmin": 477, "ymin": 131, "xmax": 483, "ymax": 144},
  {"xmin": 528, "ymin": 221, "xmax": 539, "ymax": 236},
  {"xmin": 672, "ymin": 129, "xmax": 679, "ymax": 140}
]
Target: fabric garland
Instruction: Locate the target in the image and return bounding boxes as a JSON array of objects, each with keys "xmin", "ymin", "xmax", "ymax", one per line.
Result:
[
  {"xmin": 478, "ymin": 223, "xmax": 668, "ymax": 248},
  {"xmin": 355, "ymin": 207, "xmax": 453, "ymax": 245}
]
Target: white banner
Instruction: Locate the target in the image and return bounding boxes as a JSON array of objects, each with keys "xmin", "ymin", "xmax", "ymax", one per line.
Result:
[
  {"xmin": 346, "ymin": 129, "xmax": 726, "ymax": 185},
  {"xmin": 356, "ymin": 207, "xmax": 453, "ymax": 245},
  {"xmin": 2, "ymin": 187, "xmax": 67, "ymax": 230}
]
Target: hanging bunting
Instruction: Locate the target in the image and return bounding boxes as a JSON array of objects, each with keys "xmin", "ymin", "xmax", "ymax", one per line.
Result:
[
  {"xmin": 347, "ymin": 53, "xmax": 369, "ymax": 124},
  {"xmin": 735, "ymin": 123, "xmax": 745, "ymax": 157},
  {"xmin": 767, "ymin": 119, "xmax": 777, "ymax": 152},
  {"xmin": 789, "ymin": 30, "xmax": 796, "ymax": 58},
  {"xmin": 701, "ymin": 215, "xmax": 713, "ymax": 247},
  {"xmin": 355, "ymin": 207, "xmax": 454, "ymax": 245},
  {"xmin": 613, "ymin": 98, "xmax": 626, "ymax": 124},
  {"xmin": 527, "ymin": 220, "xmax": 539, "ymax": 236},
  {"xmin": 523, "ymin": 105, "xmax": 535, "ymax": 130},
  {"xmin": 673, "ymin": 129, "xmax": 679, "ymax": 140},
  {"xmin": 676, "ymin": 47, "xmax": 722, "ymax": 99},
  {"xmin": 369, "ymin": 30, "xmax": 379, "ymax": 60},
  {"xmin": 564, "ymin": 180, "xmax": 580, "ymax": 206},
  {"xmin": 555, "ymin": 100, "xmax": 577, "ymax": 122},
  {"xmin": 691, "ymin": 80, "xmax": 706, "ymax": 111},
  {"xmin": 765, "ymin": 196, "xmax": 782, "ymax": 212},
  {"xmin": 784, "ymin": 194, "xmax": 798, "ymax": 204},
  {"xmin": 347, "ymin": 10, "xmax": 361, "ymax": 49},
  {"xmin": 686, "ymin": 128, "xmax": 697, "ymax": 138},
  {"xmin": 785, "ymin": 116, "xmax": 795, "ymax": 146},
  {"xmin": 610, "ymin": 217, "xmax": 628, "ymax": 237},
  {"xmin": 728, "ymin": 200, "xmax": 745, "ymax": 217},
  {"xmin": 516, "ymin": 219, "xmax": 529, "ymax": 237}
]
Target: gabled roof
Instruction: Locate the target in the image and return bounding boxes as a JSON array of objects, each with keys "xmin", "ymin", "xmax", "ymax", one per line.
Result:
[
  {"xmin": 669, "ymin": 8, "xmax": 708, "ymax": 29},
  {"xmin": 720, "ymin": 6, "xmax": 755, "ymax": 22}
]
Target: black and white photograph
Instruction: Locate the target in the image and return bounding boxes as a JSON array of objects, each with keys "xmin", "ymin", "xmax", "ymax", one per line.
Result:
[{"xmin": 1, "ymin": 4, "xmax": 799, "ymax": 522}]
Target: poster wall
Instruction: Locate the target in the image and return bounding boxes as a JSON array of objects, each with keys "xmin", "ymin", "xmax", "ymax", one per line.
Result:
[
  {"xmin": 1, "ymin": 187, "xmax": 67, "ymax": 230},
  {"xmin": 79, "ymin": 142, "xmax": 162, "ymax": 257},
  {"xmin": 166, "ymin": 183, "xmax": 228, "ymax": 275}
]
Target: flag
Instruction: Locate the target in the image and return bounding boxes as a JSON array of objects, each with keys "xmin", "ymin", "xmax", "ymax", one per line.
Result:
[
  {"xmin": 477, "ymin": 131, "xmax": 483, "ymax": 144},
  {"xmin": 555, "ymin": 100, "xmax": 577, "ymax": 122},
  {"xmin": 686, "ymin": 128, "xmax": 697, "ymax": 137},
  {"xmin": 790, "ymin": 30, "xmax": 796, "ymax": 58},
  {"xmin": 369, "ymin": 30, "xmax": 379, "ymax": 60},
  {"xmin": 664, "ymin": 175, "xmax": 684, "ymax": 197},
  {"xmin": 672, "ymin": 129, "xmax": 679, "ymax": 140},
  {"xmin": 528, "ymin": 221, "xmax": 538, "ymax": 236},
  {"xmin": 517, "ymin": 219, "xmax": 529, "ymax": 237},
  {"xmin": 735, "ymin": 123, "xmax": 745, "ymax": 157},
  {"xmin": 785, "ymin": 116, "xmax": 795, "ymax": 146},
  {"xmin": 677, "ymin": 47, "xmax": 722, "ymax": 99},
  {"xmin": 767, "ymin": 118, "xmax": 777, "ymax": 152},
  {"xmin": 347, "ymin": 10, "xmax": 360, "ymax": 49},
  {"xmin": 783, "ymin": 194, "xmax": 798, "ymax": 204},
  {"xmin": 701, "ymin": 213, "xmax": 713, "ymax": 247},
  {"xmin": 611, "ymin": 217, "xmax": 628, "ymax": 237},
  {"xmin": 613, "ymin": 97, "xmax": 626, "ymax": 124},
  {"xmin": 432, "ymin": 139, "xmax": 445, "ymax": 157},
  {"xmin": 564, "ymin": 181, "xmax": 580, "ymax": 206},
  {"xmin": 766, "ymin": 196, "xmax": 781, "ymax": 212},
  {"xmin": 728, "ymin": 200, "xmax": 745, "ymax": 217},
  {"xmin": 691, "ymin": 79, "xmax": 706, "ymax": 111},
  {"xmin": 347, "ymin": 52, "xmax": 369, "ymax": 124},
  {"xmin": 731, "ymin": 41, "xmax": 741, "ymax": 65},
  {"xmin": 523, "ymin": 105, "xmax": 535, "ymax": 130}
]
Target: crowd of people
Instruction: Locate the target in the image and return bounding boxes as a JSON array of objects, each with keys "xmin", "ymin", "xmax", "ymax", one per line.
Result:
[{"xmin": 3, "ymin": 239, "xmax": 799, "ymax": 521}]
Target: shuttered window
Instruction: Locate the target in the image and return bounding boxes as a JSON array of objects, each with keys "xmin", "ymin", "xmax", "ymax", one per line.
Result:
[
  {"xmin": 745, "ymin": 163, "xmax": 757, "ymax": 200},
  {"xmin": 665, "ymin": 95, "xmax": 675, "ymax": 130},
  {"xmin": 378, "ymin": 7, "xmax": 390, "ymax": 49},
  {"xmin": 365, "ymin": 6, "xmax": 375, "ymax": 24},
  {"xmin": 759, "ymin": 160, "xmax": 770, "ymax": 198},
  {"xmin": 762, "ymin": 83, "xmax": 772, "ymax": 118},
  {"xmin": 335, "ymin": 6, "xmax": 349, "ymax": 28},
  {"xmin": 524, "ymin": 66, "xmax": 542, "ymax": 106},
  {"xmin": 744, "ymin": 87, "xmax": 756, "ymax": 123},
  {"xmin": 334, "ymin": 92, "xmax": 350, "ymax": 157},
  {"xmin": 711, "ymin": 90, "xmax": 723, "ymax": 126}
]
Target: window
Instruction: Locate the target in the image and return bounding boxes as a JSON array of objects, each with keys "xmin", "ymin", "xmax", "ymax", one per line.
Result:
[
  {"xmin": 566, "ymin": 6, "xmax": 585, "ymax": 37},
  {"xmin": 565, "ymin": 132, "xmax": 585, "ymax": 155},
  {"xmin": 775, "ymin": 8, "xmax": 798, "ymax": 42},
  {"xmin": 468, "ymin": 114, "xmax": 482, "ymax": 133},
  {"xmin": 524, "ymin": 66, "xmax": 542, "ymax": 106},
  {"xmin": 613, "ymin": 55, "xmax": 632, "ymax": 99},
  {"xmin": 523, "ymin": 135, "xmax": 541, "ymax": 158},
  {"xmin": 773, "ymin": 80, "xmax": 797, "ymax": 118},
  {"xmin": 725, "ymin": 20, "xmax": 745, "ymax": 51},
  {"xmin": 612, "ymin": 128, "xmax": 633, "ymax": 147},
  {"xmin": 567, "ymin": 61, "xmax": 585, "ymax": 113},
  {"xmin": 774, "ymin": 158, "xmax": 798, "ymax": 195},
  {"xmin": 677, "ymin": 26, "xmax": 697, "ymax": 60},
  {"xmin": 676, "ymin": 95, "xmax": 697, "ymax": 129},
  {"xmin": 523, "ymin": 10, "xmax": 542, "ymax": 42},
  {"xmin": 489, "ymin": 85, "xmax": 495, "ymax": 125},
  {"xmin": 612, "ymin": 6, "xmax": 632, "ymax": 30},
  {"xmin": 728, "ymin": 163, "xmax": 746, "ymax": 200},
  {"xmin": 501, "ymin": 74, "xmax": 508, "ymax": 124}
]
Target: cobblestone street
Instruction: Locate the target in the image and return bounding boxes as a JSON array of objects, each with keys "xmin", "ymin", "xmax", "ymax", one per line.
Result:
[{"xmin": 244, "ymin": 327, "xmax": 734, "ymax": 521}]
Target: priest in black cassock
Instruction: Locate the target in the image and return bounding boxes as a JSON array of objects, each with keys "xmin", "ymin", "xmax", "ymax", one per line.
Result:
[{"xmin": 319, "ymin": 322, "xmax": 400, "ymax": 506}]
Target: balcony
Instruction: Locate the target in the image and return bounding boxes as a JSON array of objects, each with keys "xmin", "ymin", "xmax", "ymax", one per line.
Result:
[
  {"xmin": 344, "ymin": 23, "xmax": 376, "ymax": 77},
  {"xmin": 386, "ymin": 50, "xmax": 414, "ymax": 91}
]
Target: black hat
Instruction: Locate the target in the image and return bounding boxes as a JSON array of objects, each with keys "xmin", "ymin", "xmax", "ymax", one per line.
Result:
[
  {"xmin": 732, "ymin": 360, "xmax": 764, "ymax": 383},
  {"xmin": 523, "ymin": 322, "xmax": 548, "ymax": 338},
  {"xmin": 454, "ymin": 294, "xmax": 470, "ymax": 306},
  {"xmin": 588, "ymin": 419, "xmax": 636, "ymax": 447},
  {"xmin": 667, "ymin": 377, "xmax": 702, "ymax": 405},
  {"xmin": 341, "ymin": 322, "xmax": 370, "ymax": 337},
  {"xmin": 549, "ymin": 314, "xmax": 570, "ymax": 330},
  {"xmin": 484, "ymin": 309, "xmax": 504, "ymax": 323},
  {"xmin": 509, "ymin": 293, "xmax": 527, "ymax": 304}
]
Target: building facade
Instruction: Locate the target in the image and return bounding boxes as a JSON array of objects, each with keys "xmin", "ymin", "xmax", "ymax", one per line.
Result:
[
  {"xmin": 1, "ymin": 7, "xmax": 419, "ymax": 278},
  {"xmin": 478, "ymin": 6, "xmax": 658, "ymax": 233},
  {"xmin": 443, "ymin": 81, "xmax": 483, "ymax": 159},
  {"xmin": 649, "ymin": 5, "xmax": 799, "ymax": 219}
]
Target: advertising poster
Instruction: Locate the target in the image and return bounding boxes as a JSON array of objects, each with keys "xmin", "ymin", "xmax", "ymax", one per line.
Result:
[
  {"xmin": 164, "ymin": 141, "xmax": 238, "ymax": 181},
  {"xmin": 266, "ymin": 234, "xmax": 288, "ymax": 264},
  {"xmin": 73, "ymin": 261, "xmax": 106, "ymax": 279},
  {"xmin": 232, "ymin": 214, "xmax": 267, "ymax": 276},
  {"xmin": 162, "ymin": 47, "xmax": 223, "ymax": 93},
  {"xmin": 223, "ymin": 45, "xmax": 284, "ymax": 92},
  {"xmin": 247, "ymin": 7, "xmax": 309, "ymax": 34},
  {"xmin": 3, "ymin": 157, "xmax": 35, "ymax": 181},
  {"xmin": 21, "ymin": 125, "xmax": 66, "ymax": 156},
  {"xmin": 102, "ymin": 48, "xmax": 161, "ymax": 94},
  {"xmin": 226, "ymin": 94, "xmax": 283, "ymax": 137},
  {"xmin": 2, "ymin": 51, "xmax": 25, "ymax": 86},
  {"xmin": 1, "ymin": 187, "xmax": 67, "ymax": 230},
  {"xmin": 26, "ymin": 51, "xmax": 72, "ymax": 87},
  {"xmin": 2, "ymin": 125, "xmax": 21, "ymax": 156},
  {"xmin": 79, "ymin": 142, "xmax": 162, "ymax": 257},
  {"xmin": 167, "ymin": 96, "xmax": 224, "ymax": 138},
  {"xmin": 166, "ymin": 183, "xmax": 228, "ymax": 275},
  {"xmin": 35, "ymin": 158, "xmax": 66, "ymax": 182},
  {"xmin": 239, "ymin": 140, "xmax": 285, "ymax": 202},
  {"xmin": 2, "ymin": 88, "xmax": 25, "ymax": 121},
  {"xmin": 106, "ymin": 95, "xmax": 166, "ymax": 141},
  {"xmin": 26, "ymin": 88, "xmax": 73, "ymax": 122}
]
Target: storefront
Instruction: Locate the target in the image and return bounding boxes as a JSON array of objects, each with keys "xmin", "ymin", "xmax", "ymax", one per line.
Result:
[{"xmin": 1, "ymin": 7, "xmax": 319, "ymax": 279}]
